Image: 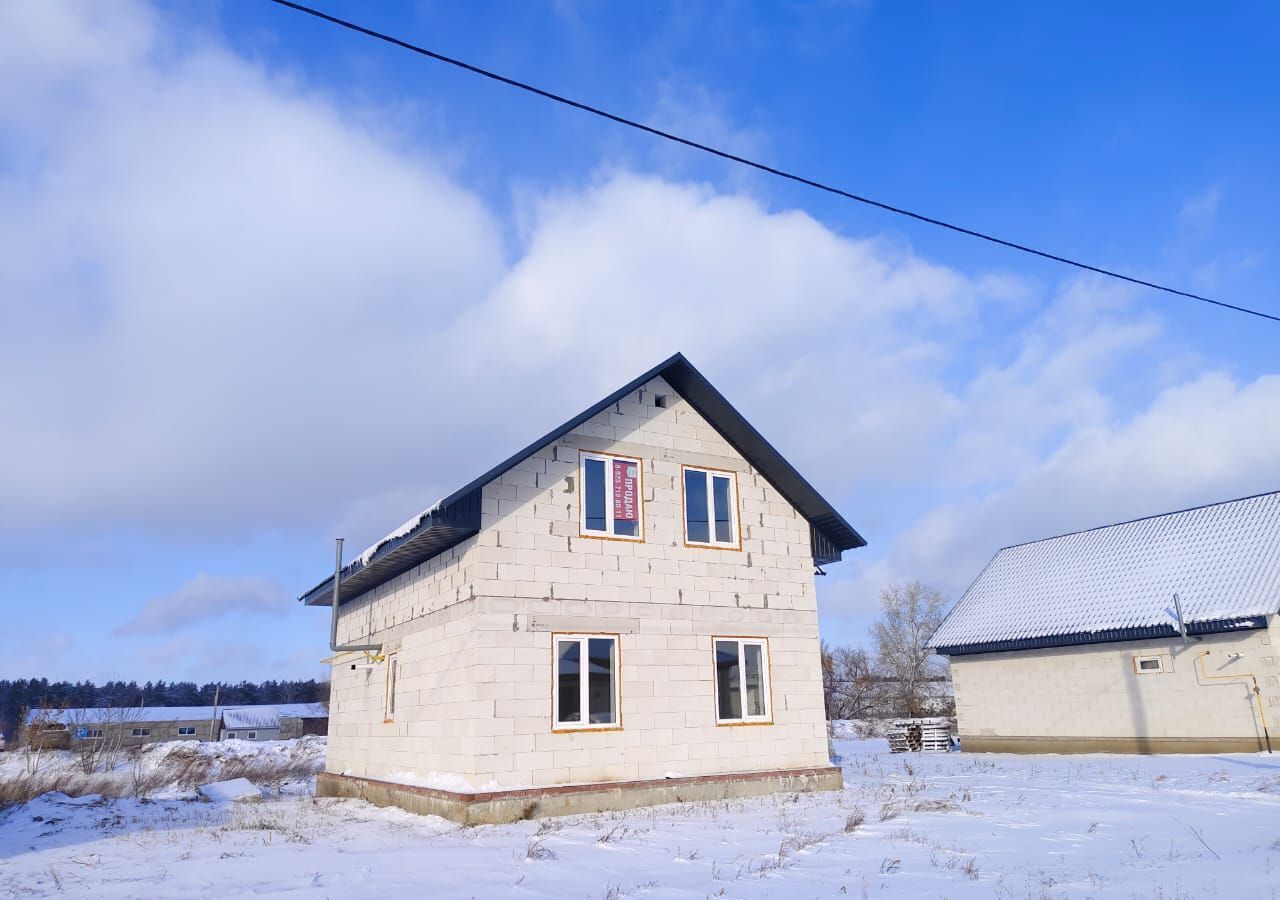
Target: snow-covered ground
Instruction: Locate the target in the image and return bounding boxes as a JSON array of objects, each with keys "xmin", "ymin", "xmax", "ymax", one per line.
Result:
[{"xmin": 1, "ymin": 732, "xmax": 1278, "ymax": 898}]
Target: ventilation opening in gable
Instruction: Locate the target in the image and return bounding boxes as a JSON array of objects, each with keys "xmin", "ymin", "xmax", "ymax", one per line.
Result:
[{"xmin": 654, "ymin": 394, "xmax": 668, "ymax": 408}]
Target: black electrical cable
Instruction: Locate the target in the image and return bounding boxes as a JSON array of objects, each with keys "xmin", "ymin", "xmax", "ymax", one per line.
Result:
[{"xmin": 266, "ymin": 0, "xmax": 1279, "ymax": 324}]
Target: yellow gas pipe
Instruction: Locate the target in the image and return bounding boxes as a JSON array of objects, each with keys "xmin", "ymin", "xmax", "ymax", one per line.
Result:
[{"xmin": 1195, "ymin": 650, "xmax": 1273, "ymax": 754}]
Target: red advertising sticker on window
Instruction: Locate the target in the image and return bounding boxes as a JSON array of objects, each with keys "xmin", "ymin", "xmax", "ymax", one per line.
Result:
[{"xmin": 612, "ymin": 459, "xmax": 638, "ymax": 523}]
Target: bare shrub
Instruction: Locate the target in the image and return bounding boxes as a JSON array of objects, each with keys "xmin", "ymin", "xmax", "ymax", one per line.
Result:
[
  {"xmin": 911, "ymin": 798, "xmax": 960, "ymax": 814},
  {"xmin": 961, "ymin": 857, "xmax": 980, "ymax": 880},
  {"xmin": 879, "ymin": 801, "xmax": 901, "ymax": 822},
  {"xmin": 596, "ymin": 822, "xmax": 631, "ymax": 844},
  {"xmin": 525, "ymin": 836, "xmax": 556, "ymax": 860},
  {"xmin": 844, "ymin": 807, "xmax": 866, "ymax": 832},
  {"xmin": 822, "ymin": 644, "xmax": 880, "ymax": 720}
]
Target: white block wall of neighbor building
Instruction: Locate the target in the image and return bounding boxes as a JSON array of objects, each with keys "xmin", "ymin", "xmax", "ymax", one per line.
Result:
[
  {"xmin": 325, "ymin": 375, "xmax": 831, "ymax": 787},
  {"xmin": 948, "ymin": 615, "xmax": 1280, "ymax": 753}
]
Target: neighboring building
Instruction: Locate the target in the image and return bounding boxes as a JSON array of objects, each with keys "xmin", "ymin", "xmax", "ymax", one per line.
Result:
[
  {"xmin": 304, "ymin": 353, "xmax": 864, "ymax": 823},
  {"xmin": 24, "ymin": 703, "xmax": 329, "ymax": 748},
  {"xmin": 222, "ymin": 706, "xmax": 284, "ymax": 742},
  {"xmin": 929, "ymin": 492, "xmax": 1280, "ymax": 754}
]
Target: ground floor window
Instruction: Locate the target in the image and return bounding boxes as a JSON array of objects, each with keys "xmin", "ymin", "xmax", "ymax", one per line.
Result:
[
  {"xmin": 226, "ymin": 731, "xmax": 237, "ymax": 739},
  {"xmin": 714, "ymin": 638, "xmax": 772, "ymax": 723},
  {"xmin": 247, "ymin": 731, "xmax": 258, "ymax": 740},
  {"xmin": 131, "ymin": 728, "xmax": 151, "ymax": 737},
  {"xmin": 178, "ymin": 727, "xmax": 197, "ymax": 736},
  {"xmin": 553, "ymin": 634, "xmax": 619, "ymax": 730}
]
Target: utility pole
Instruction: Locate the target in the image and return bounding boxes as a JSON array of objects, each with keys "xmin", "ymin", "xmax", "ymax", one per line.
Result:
[{"xmin": 209, "ymin": 684, "xmax": 220, "ymax": 742}]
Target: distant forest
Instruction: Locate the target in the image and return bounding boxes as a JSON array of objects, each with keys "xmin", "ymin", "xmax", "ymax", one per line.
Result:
[{"xmin": 0, "ymin": 679, "xmax": 329, "ymax": 742}]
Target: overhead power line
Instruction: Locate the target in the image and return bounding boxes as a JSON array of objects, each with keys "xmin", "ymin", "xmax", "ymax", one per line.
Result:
[{"xmin": 267, "ymin": 0, "xmax": 1278, "ymax": 324}]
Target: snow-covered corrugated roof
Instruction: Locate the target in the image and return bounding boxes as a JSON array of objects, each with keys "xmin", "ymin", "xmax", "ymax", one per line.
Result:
[
  {"xmin": 26, "ymin": 702, "xmax": 328, "ymax": 727},
  {"xmin": 223, "ymin": 707, "xmax": 280, "ymax": 730},
  {"xmin": 929, "ymin": 491, "xmax": 1280, "ymax": 653}
]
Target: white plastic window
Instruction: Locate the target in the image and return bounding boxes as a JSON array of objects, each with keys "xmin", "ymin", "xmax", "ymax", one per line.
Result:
[
  {"xmin": 554, "ymin": 634, "xmax": 619, "ymax": 730},
  {"xmin": 683, "ymin": 467, "xmax": 739, "ymax": 548},
  {"xmin": 580, "ymin": 452, "xmax": 644, "ymax": 540},
  {"xmin": 714, "ymin": 638, "xmax": 771, "ymax": 723}
]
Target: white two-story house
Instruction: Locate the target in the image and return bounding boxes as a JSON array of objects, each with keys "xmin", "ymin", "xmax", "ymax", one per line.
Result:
[{"xmin": 303, "ymin": 353, "xmax": 864, "ymax": 823}]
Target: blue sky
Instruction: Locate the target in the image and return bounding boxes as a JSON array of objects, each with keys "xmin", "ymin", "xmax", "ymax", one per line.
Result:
[{"xmin": 1, "ymin": 0, "xmax": 1277, "ymax": 684}]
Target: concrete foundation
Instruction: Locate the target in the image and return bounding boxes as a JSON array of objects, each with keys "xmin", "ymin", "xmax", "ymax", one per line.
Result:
[{"xmin": 317, "ymin": 765, "xmax": 844, "ymax": 825}]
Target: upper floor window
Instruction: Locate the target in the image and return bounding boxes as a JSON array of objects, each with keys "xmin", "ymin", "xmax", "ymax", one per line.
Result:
[
  {"xmin": 683, "ymin": 466, "xmax": 740, "ymax": 549},
  {"xmin": 580, "ymin": 452, "xmax": 644, "ymax": 540},
  {"xmin": 554, "ymin": 634, "xmax": 619, "ymax": 730}
]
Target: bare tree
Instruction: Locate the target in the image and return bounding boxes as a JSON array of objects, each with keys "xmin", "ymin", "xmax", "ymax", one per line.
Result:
[
  {"xmin": 69, "ymin": 707, "xmax": 128, "ymax": 775},
  {"xmin": 20, "ymin": 705, "xmax": 61, "ymax": 776},
  {"xmin": 871, "ymin": 581, "xmax": 949, "ymax": 718},
  {"xmin": 821, "ymin": 642, "xmax": 881, "ymax": 721}
]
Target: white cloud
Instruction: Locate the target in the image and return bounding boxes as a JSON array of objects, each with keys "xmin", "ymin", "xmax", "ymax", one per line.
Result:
[
  {"xmin": 115, "ymin": 574, "xmax": 290, "ymax": 636},
  {"xmin": 1177, "ymin": 184, "xmax": 1223, "ymax": 231},
  {"xmin": 0, "ymin": 0, "xmax": 1016, "ymax": 550},
  {"xmin": 825, "ymin": 368, "xmax": 1280, "ymax": 625}
]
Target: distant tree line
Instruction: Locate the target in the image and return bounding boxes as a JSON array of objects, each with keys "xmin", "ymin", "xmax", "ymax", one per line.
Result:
[
  {"xmin": 0, "ymin": 679, "xmax": 329, "ymax": 742},
  {"xmin": 822, "ymin": 581, "xmax": 953, "ymax": 721}
]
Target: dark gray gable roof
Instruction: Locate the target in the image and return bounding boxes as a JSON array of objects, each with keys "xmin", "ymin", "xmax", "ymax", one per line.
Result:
[
  {"xmin": 928, "ymin": 490, "xmax": 1280, "ymax": 656},
  {"xmin": 301, "ymin": 352, "xmax": 865, "ymax": 607}
]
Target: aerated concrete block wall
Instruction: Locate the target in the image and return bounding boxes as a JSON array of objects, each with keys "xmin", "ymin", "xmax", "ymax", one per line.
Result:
[
  {"xmin": 949, "ymin": 615, "xmax": 1280, "ymax": 753},
  {"xmin": 326, "ymin": 375, "xmax": 832, "ymax": 787}
]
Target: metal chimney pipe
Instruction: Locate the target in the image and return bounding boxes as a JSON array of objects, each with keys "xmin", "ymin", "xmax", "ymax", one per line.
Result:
[{"xmin": 329, "ymin": 537, "xmax": 381, "ymax": 654}]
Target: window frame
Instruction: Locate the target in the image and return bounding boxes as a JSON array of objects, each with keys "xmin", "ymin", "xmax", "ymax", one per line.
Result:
[
  {"xmin": 712, "ymin": 636, "xmax": 774, "ymax": 725},
  {"xmin": 178, "ymin": 726, "xmax": 197, "ymax": 736},
  {"xmin": 551, "ymin": 632, "xmax": 622, "ymax": 733},
  {"xmin": 384, "ymin": 653, "xmax": 399, "ymax": 723},
  {"xmin": 131, "ymin": 728, "xmax": 151, "ymax": 737},
  {"xmin": 578, "ymin": 451, "xmax": 645, "ymax": 542},
  {"xmin": 247, "ymin": 731, "xmax": 258, "ymax": 740},
  {"xmin": 1133, "ymin": 655, "xmax": 1165, "ymax": 675},
  {"xmin": 681, "ymin": 465, "xmax": 742, "ymax": 550},
  {"xmin": 226, "ymin": 731, "xmax": 237, "ymax": 739}
]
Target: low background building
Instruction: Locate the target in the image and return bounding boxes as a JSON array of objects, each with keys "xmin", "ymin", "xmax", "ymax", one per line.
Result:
[
  {"xmin": 24, "ymin": 703, "xmax": 328, "ymax": 749},
  {"xmin": 929, "ymin": 492, "xmax": 1280, "ymax": 754}
]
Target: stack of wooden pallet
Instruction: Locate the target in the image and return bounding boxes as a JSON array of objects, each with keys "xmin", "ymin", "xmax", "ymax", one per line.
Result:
[{"xmin": 887, "ymin": 717, "xmax": 952, "ymax": 753}]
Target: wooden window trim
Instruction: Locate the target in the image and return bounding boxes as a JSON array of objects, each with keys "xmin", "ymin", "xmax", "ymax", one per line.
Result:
[
  {"xmin": 551, "ymin": 632, "xmax": 623, "ymax": 733},
  {"xmin": 712, "ymin": 635, "xmax": 774, "ymax": 726},
  {"xmin": 384, "ymin": 653, "xmax": 399, "ymax": 723},
  {"xmin": 577, "ymin": 451, "xmax": 646, "ymax": 543},
  {"xmin": 681, "ymin": 465, "xmax": 743, "ymax": 551}
]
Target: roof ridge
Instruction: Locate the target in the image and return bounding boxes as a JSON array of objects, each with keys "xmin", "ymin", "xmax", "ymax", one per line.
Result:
[{"xmin": 994, "ymin": 488, "xmax": 1280, "ymax": 554}]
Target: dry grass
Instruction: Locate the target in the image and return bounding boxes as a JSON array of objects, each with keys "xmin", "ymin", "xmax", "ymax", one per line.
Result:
[
  {"xmin": 0, "ymin": 740, "xmax": 323, "ymax": 810},
  {"xmin": 844, "ymin": 807, "xmax": 866, "ymax": 832}
]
